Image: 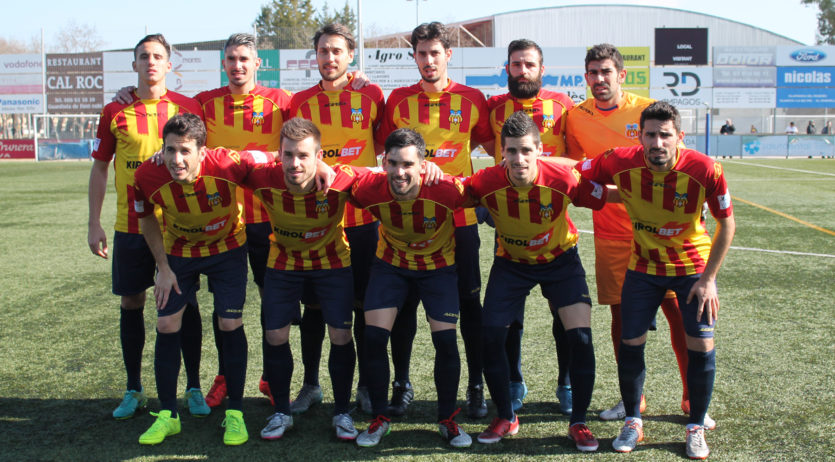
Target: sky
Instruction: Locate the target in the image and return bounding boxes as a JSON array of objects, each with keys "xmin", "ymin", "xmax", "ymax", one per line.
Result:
[{"xmin": 1, "ymin": 0, "xmax": 819, "ymax": 51}]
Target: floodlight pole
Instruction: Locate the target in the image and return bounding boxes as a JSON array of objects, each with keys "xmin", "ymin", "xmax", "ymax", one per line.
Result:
[
  {"xmin": 357, "ymin": 0, "xmax": 364, "ymax": 73},
  {"xmin": 703, "ymin": 102, "xmax": 711, "ymax": 158}
]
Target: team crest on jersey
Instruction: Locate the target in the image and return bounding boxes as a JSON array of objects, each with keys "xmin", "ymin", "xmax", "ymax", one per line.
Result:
[
  {"xmin": 252, "ymin": 111, "xmax": 265, "ymax": 126},
  {"xmin": 350, "ymin": 108, "xmax": 363, "ymax": 124},
  {"xmin": 315, "ymin": 198, "xmax": 330, "ymax": 214},
  {"xmin": 206, "ymin": 192, "xmax": 223, "ymax": 207},
  {"xmin": 449, "ymin": 109, "xmax": 463, "ymax": 125},
  {"xmin": 714, "ymin": 163, "xmax": 723, "ymax": 179},
  {"xmin": 674, "ymin": 192, "xmax": 688, "ymax": 208},
  {"xmin": 541, "ymin": 114, "xmax": 556, "ymax": 130},
  {"xmin": 539, "ymin": 203, "xmax": 553, "ymax": 219},
  {"xmin": 227, "ymin": 150, "xmax": 241, "ymax": 165},
  {"xmin": 423, "ymin": 216, "xmax": 437, "ymax": 230},
  {"xmin": 625, "ymin": 123, "xmax": 640, "ymax": 140}
]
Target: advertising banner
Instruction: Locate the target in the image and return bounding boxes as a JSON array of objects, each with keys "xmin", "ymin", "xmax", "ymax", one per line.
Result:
[
  {"xmin": 0, "ymin": 94, "xmax": 43, "ymax": 113},
  {"xmin": 787, "ymin": 135, "xmax": 834, "ymax": 157},
  {"xmin": 46, "ymin": 53, "xmax": 103, "ymax": 113},
  {"xmin": 0, "ymin": 139, "xmax": 36, "ymax": 159},
  {"xmin": 220, "ymin": 49, "xmax": 281, "ymax": 89},
  {"xmin": 0, "ymin": 54, "xmax": 43, "ymax": 113},
  {"xmin": 713, "ymin": 67, "xmax": 776, "ymax": 87},
  {"xmin": 777, "ymin": 87, "xmax": 835, "ymax": 107},
  {"xmin": 103, "ymin": 50, "xmax": 220, "ymax": 99},
  {"xmin": 776, "ymin": 66, "xmax": 834, "ymax": 87},
  {"xmin": 713, "ymin": 87, "xmax": 776, "ymax": 108},
  {"xmin": 654, "ymin": 28, "xmax": 708, "ymax": 65},
  {"xmin": 713, "ymin": 46, "xmax": 775, "ymax": 66},
  {"xmin": 776, "ymin": 46, "xmax": 835, "ymax": 66},
  {"xmin": 650, "ymin": 67, "xmax": 712, "ymax": 107},
  {"xmin": 741, "ymin": 135, "xmax": 788, "ymax": 157}
]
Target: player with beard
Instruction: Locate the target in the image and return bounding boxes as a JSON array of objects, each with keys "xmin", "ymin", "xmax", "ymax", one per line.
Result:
[
  {"xmin": 486, "ymin": 39, "xmax": 575, "ymax": 415},
  {"xmin": 376, "ymin": 21, "xmax": 492, "ymax": 419},
  {"xmin": 287, "ymin": 23, "xmax": 384, "ymax": 415}
]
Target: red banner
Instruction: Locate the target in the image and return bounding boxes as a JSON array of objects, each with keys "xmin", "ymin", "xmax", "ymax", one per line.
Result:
[{"xmin": 0, "ymin": 139, "xmax": 35, "ymax": 159}]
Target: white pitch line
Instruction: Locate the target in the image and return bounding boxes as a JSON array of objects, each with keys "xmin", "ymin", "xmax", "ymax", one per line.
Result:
[
  {"xmin": 723, "ymin": 160, "xmax": 835, "ymax": 177},
  {"xmin": 577, "ymin": 229, "xmax": 835, "ymax": 258}
]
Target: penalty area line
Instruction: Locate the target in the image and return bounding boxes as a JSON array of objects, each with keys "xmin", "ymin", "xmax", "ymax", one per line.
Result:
[
  {"xmin": 732, "ymin": 196, "xmax": 835, "ymax": 237},
  {"xmin": 723, "ymin": 160, "xmax": 835, "ymax": 177}
]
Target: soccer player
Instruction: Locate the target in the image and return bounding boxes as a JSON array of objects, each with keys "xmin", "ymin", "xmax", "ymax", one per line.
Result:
[
  {"xmin": 353, "ymin": 128, "xmax": 471, "ymax": 448},
  {"xmin": 578, "ymin": 101, "xmax": 734, "ymax": 459},
  {"xmin": 132, "ymin": 114, "xmax": 267, "ymax": 445},
  {"xmin": 486, "ymin": 38, "xmax": 576, "ymax": 414},
  {"xmin": 375, "ymin": 21, "xmax": 492, "ymax": 419},
  {"xmin": 244, "ymin": 118, "xmax": 360, "ymax": 441},
  {"xmin": 565, "ymin": 44, "xmax": 704, "ymax": 425},
  {"xmin": 287, "ymin": 23, "xmax": 385, "ymax": 415},
  {"xmin": 193, "ymin": 32, "xmax": 292, "ymax": 409},
  {"xmin": 87, "ymin": 34, "xmax": 206, "ymax": 421},
  {"xmin": 471, "ymin": 111, "xmax": 606, "ymax": 451}
]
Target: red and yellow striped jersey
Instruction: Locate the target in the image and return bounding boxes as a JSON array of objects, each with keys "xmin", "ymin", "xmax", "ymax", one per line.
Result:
[
  {"xmin": 92, "ymin": 90, "xmax": 202, "ymax": 234},
  {"xmin": 468, "ymin": 160, "xmax": 607, "ymax": 264},
  {"xmin": 195, "ymin": 85, "xmax": 292, "ymax": 225},
  {"xmin": 578, "ymin": 145, "xmax": 733, "ymax": 276},
  {"xmin": 351, "ymin": 173, "xmax": 470, "ymax": 270},
  {"xmin": 290, "ymin": 77, "xmax": 384, "ymax": 228},
  {"xmin": 133, "ymin": 148, "xmax": 268, "ymax": 257},
  {"xmin": 244, "ymin": 164, "xmax": 361, "ymax": 271},
  {"xmin": 564, "ymin": 91, "xmax": 654, "ymax": 241},
  {"xmin": 376, "ymin": 80, "xmax": 491, "ymax": 227},
  {"xmin": 487, "ymin": 89, "xmax": 574, "ymax": 163}
]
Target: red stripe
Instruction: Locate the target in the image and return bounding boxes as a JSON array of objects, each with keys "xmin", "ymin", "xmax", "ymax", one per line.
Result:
[
  {"xmin": 170, "ymin": 237, "xmax": 186, "ymax": 256},
  {"xmin": 685, "ymin": 177, "xmax": 701, "ymax": 214},
  {"xmin": 439, "ymin": 93, "xmax": 451, "ymax": 130},
  {"xmin": 115, "ymin": 111, "xmax": 128, "ymax": 133},
  {"xmin": 224, "ymin": 95, "xmax": 235, "ymax": 127},
  {"xmin": 327, "ymin": 191, "xmax": 340, "ymax": 218},
  {"xmin": 203, "ymin": 99, "xmax": 215, "ymax": 123},
  {"xmin": 619, "ymin": 170, "xmax": 632, "ymax": 193},
  {"xmin": 207, "ymin": 240, "xmax": 220, "ymax": 257},
  {"xmin": 260, "ymin": 189, "xmax": 274, "ymax": 206},
  {"xmin": 682, "ymin": 239, "xmax": 706, "ymax": 272},
  {"xmin": 299, "ymin": 101, "xmax": 312, "ymax": 121},
  {"xmin": 414, "ymin": 253, "xmax": 427, "ymax": 271},
  {"xmin": 633, "ymin": 242, "xmax": 648, "ymax": 273},
  {"xmin": 134, "ymin": 102, "xmax": 148, "ymax": 135},
  {"xmin": 291, "ymin": 250, "xmax": 304, "ymax": 271},
  {"xmin": 126, "ymin": 184, "xmax": 139, "ymax": 233},
  {"xmin": 484, "ymin": 192, "xmax": 498, "ymax": 212},
  {"xmin": 242, "ymin": 95, "xmax": 254, "ymax": 132},
  {"xmin": 262, "ymin": 98, "xmax": 275, "ymax": 134},
  {"xmin": 430, "ymin": 247, "xmax": 446, "ymax": 269},
  {"xmin": 640, "ymin": 169, "xmax": 653, "ymax": 203},
  {"xmin": 551, "ymin": 189, "xmax": 565, "ymax": 223},
  {"xmin": 494, "ymin": 102, "xmax": 507, "ymax": 125},
  {"xmin": 170, "ymin": 183, "xmax": 190, "ymax": 213},
  {"xmin": 317, "ymin": 93, "xmax": 332, "ymax": 126},
  {"xmin": 528, "ymin": 187, "xmax": 541, "ymax": 224},
  {"xmin": 328, "ymin": 240, "xmax": 344, "ymax": 269},
  {"xmin": 273, "ymin": 244, "xmax": 288, "ymax": 270},
  {"xmin": 648, "ymin": 248, "xmax": 663, "ymax": 275},
  {"xmin": 458, "ymin": 95, "xmax": 471, "ymax": 133},
  {"xmin": 417, "ymin": 94, "xmax": 430, "ymax": 125},
  {"xmin": 388, "ymin": 202, "xmax": 403, "ymax": 229},
  {"xmin": 156, "ymin": 100, "xmax": 170, "ymax": 138},
  {"xmin": 506, "ymin": 189, "xmax": 519, "ymax": 219},
  {"xmin": 412, "ymin": 200, "xmax": 424, "ymax": 234},
  {"xmin": 304, "ymin": 194, "xmax": 317, "ymax": 218},
  {"xmin": 339, "ymin": 91, "xmax": 353, "ymax": 128},
  {"xmin": 360, "ymin": 93, "xmax": 372, "ymax": 130},
  {"xmin": 282, "ymin": 191, "xmax": 295, "ymax": 215},
  {"xmin": 531, "ymin": 99, "xmax": 544, "ymax": 132},
  {"xmin": 665, "ymin": 245, "xmax": 688, "ymax": 276},
  {"xmin": 382, "ymin": 242, "xmax": 394, "ymax": 264},
  {"xmin": 242, "ymin": 189, "xmax": 255, "ymax": 223},
  {"xmin": 309, "ymin": 248, "xmax": 322, "ymax": 270},
  {"xmin": 194, "ymin": 178, "xmax": 213, "ymax": 213},
  {"xmin": 662, "ymin": 171, "xmax": 677, "ymax": 212}
]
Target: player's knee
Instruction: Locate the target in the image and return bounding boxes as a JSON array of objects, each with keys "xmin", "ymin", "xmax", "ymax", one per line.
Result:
[
  {"xmin": 265, "ymin": 328, "xmax": 289, "ymax": 346},
  {"xmin": 329, "ymin": 327, "xmax": 352, "ymax": 345},
  {"xmin": 217, "ymin": 316, "xmax": 242, "ymax": 332},
  {"xmin": 364, "ymin": 325, "xmax": 391, "ymax": 350},
  {"xmin": 121, "ymin": 293, "xmax": 145, "ymax": 310},
  {"xmin": 157, "ymin": 314, "xmax": 182, "ymax": 334},
  {"xmin": 622, "ymin": 334, "xmax": 647, "ymax": 346},
  {"xmin": 686, "ymin": 335, "xmax": 713, "ymax": 352}
]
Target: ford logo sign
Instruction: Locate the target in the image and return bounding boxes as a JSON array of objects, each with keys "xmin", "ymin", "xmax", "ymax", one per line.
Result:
[{"xmin": 790, "ymin": 49, "xmax": 826, "ymax": 62}]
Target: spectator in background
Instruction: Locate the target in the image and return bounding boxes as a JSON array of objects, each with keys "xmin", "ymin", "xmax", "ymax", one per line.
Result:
[
  {"xmin": 786, "ymin": 122, "xmax": 798, "ymax": 134},
  {"xmin": 806, "ymin": 120, "xmax": 816, "ymax": 134},
  {"xmin": 719, "ymin": 119, "xmax": 735, "ymax": 135},
  {"xmin": 823, "ymin": 121, "xmax": 832, "ymax": 135},
  {"xmin": 749, "ymin": 125, "xmax": 758, "ymax": 134}
]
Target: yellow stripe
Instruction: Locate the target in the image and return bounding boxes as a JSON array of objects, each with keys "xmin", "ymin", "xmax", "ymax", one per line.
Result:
[{"xmin": 733, "ymin": 196, "xmax": 835, "ymax": 237}]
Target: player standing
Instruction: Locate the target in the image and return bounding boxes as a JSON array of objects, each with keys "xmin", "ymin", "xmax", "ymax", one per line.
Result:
[
  {"xmin": 375, "ymin": 21, "xmax": 492, "ymax": 419},
  {"xmin": 133, "ymin": 114, "xmax": 268, "ymax": 445},
  {"xmin": 578, "ymin": 101, "xmax": 734, "ymax": 459},
  {"xmin": 87, "ymin": 34, "xmax": 206, "ymax": 420},
  {"xmin": 471, "ymin": 111, "xmax": 605, "ymax": 452},
  {"xmin": 486, "ymin": 38, "xmax": 576, "ymax": 414},
  {"xmin": 353, "ymin": 128, "xmax": 472, "ymax": 448},
  {"xmin": 288, "ymin": 23, "xmax": 384, "ymax": 414},
  {"xmin": 565, "ymin": 44, "xmax": 709, "ymax": 425}
]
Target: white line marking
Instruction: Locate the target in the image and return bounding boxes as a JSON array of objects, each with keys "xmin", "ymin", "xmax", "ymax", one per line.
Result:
[{"xmin": 723, "ymin": 160, "xmax": 835, "ymax": 177}]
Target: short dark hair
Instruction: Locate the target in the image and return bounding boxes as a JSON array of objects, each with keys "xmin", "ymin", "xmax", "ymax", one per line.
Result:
[
  {"xmin": 385, "ymin": 128, "xmax": 426, "ymax": 158},
  {"xmin": 501, "ymin": 111, "xmax": 541, "ymax": 148},
  {"xmin": 134, "ymin": 34, "xmax": 171, "ymax": 60},
  {"xmin": 507, "ymin": 39, "xmax": 543, "ymax": 66},
  {"xmin": 640, "ymin": 101, "xmax": 682, "ymax": 132},
  {"xmin": 313, "ymin": 23, "xmax": 356, "ymax": 51},
  {"xmin": 411, "ymin": 22, "xmax": 450, "ymax": 52},
  {"xmin": 225, "ymin": 33, "xmax": 257, "ymax": 54},
  {"xmin": 280, "ymin": 117, "xmax": 321, "ymax": 149},
  {"xmin": 585, "ymin": 43, "xmax": 623, "ymax": 72},
  {"xmin": 163, "ymin": 114, "xmax": 206, "ymax": 147}
]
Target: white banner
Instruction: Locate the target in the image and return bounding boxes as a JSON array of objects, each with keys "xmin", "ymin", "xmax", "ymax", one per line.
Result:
[
  {"xmin": 0, "ymin": 54, "xmax": 42, "ymax": 74},
  {"xmin": 776, "ymin": 46, "xmax": 835, "ymax": 66},
  {"xmin": 713, "ymin": 47, "xmax": 775, "ymax": 66},
  {"xmin": 0, "ymin": 94, "xmax": 44, "ymax": 113},
  {"xmin": 650, "ymin": 67, "xmax": 712, "ymax": 107},
  {"xmin": 713, "ymin": 87, "xmax": 776, "ymax": 108},
  {"xmin": 713, "ymin": 67, "xmax": 776, "ymax": 87},
  {"xmin": 103, "ymin": 51, "xmax": 220, "ymax": 99},
  {"xmin": 0, "ymin": 73, "xmax": 43, "ymax": 94}
]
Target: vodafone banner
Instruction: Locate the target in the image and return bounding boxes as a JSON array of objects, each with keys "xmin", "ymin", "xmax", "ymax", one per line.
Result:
[{"xmin": 0, "ymin": 139, "xmax": 36, "ymax": 159}]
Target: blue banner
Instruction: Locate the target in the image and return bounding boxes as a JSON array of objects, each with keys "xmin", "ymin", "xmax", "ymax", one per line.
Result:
[
  {"xmin": 777, "ymin": 87, "xmax": 835, "ymax": 108},
  {"xmin": 777, "ymin": 66, "xmax": 835, "ymax": 87}
]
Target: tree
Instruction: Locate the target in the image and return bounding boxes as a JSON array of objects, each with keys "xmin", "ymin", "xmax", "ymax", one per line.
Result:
[
  {"xmin": 50, "ymin": 20, "xmax": 106, "ymax": 53},
  {"xmin": 801, "ymin": 0, "xmax": 835, "ymax": 44},
  {"xmin": 316, "ymin": 1, "xmax": 357, "ymax": 33},
  {"xmin": 254, "ymin": 0, "xmax": 318, "ymax": 49},
  {"xmin": 0, "ymin": 36, "xmax": 38, "ymax": 54}
]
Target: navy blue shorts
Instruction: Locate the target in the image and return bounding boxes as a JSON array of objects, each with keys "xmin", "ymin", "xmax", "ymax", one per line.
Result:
[
  {"xmin": 111, "ymin": 231, "xmax": 155, "ymax": 296},
  {"xmin": 621, "ymin": 270, "xmax": 717, "ymax": 340},
  {"xmin": 482, "ymin": 246, "xmax": 592, "ymax": 327},
  {"xmin": 246, "ymin": 222, "xmax": 271, "ymax": 288},
  {"xmin": 364, "ymin": 258, "xmax": 459, "ymax": 324},
  {"xmin": 263, "ymin": 267, "xmax": 354, "ymax": 330},
  {"xmin": 158, "ymin": 246, "xmax": 247, "ymax": 318},
  {"xmin": 345, "ymin": 221, "xmax": 379, "ymax": 304},
  {"xmin": 455, "ymin": 224, "xmax": 482, "ymax": 301}
]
